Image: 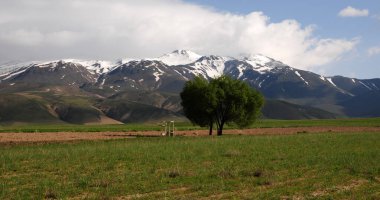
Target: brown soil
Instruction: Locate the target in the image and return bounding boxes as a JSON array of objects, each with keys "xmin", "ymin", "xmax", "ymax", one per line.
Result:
[{"xmin": 0, "ymin": 126, "xmax": 379, "ymax": 145}]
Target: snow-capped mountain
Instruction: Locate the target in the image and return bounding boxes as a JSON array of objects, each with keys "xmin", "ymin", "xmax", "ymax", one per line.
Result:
[
  {"xmin": 1, "ymin": 50, "xmax": 380, "ymax": 121},
  {"xmin": 1, "ymin": 50, "xmax": 379, "ymax": 96}
]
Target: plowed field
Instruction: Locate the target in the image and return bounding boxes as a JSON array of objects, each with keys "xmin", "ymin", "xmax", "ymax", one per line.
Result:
[{"xmin": 1, "ymin": 126, "xmax": 380, "ymax": 144}]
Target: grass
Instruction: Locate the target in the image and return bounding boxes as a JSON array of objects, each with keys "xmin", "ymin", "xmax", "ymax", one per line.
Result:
[
  {"xmin": 1, "ymin": 117, "xmax": 380, "ymax": 133},
  {"xmin": 1, "ymin": 132, "xmax": 379, "ymax": 199}
]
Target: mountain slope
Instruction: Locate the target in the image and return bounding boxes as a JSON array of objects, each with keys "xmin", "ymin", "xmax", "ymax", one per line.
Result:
[{"xmin": 262, "ymin": 100, "xmax": 338, "ymax": 120}]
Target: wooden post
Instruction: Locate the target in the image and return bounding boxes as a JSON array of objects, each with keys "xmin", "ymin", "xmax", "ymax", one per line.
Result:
[{"xmin": 170, "ymin": 121, "xmax": 174, "ymax": 136}]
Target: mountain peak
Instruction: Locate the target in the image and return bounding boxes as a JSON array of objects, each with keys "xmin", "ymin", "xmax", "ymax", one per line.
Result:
[{"xmin": 156, "ymin": 50, "xmax": 202, "ymax": 66}]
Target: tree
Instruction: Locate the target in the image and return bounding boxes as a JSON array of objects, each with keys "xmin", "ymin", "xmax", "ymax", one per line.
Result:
[
  {"xmin": 180, "ymin": 76, "xmax": 216, "ymax": 135},
  {"xmin": 180, "ymin": 75, "xmax": 264, "ymax": 135}
]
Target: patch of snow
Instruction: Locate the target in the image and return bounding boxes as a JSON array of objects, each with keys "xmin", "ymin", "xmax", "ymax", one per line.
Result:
[
  {"xmin": 100, "ymin": 78, "xmax": 106, "ymax": 86},
  {"xmin": 153, "ymin": 72, "xmax": 161, "ymax": 81},
  {"xmin": 236, "ymin": 64, "xmax": 244, "ymax": 78},
  {"xmin": 148, "ymin": 64, "xmax": 165, "ymax": 82},
  {"xmin": 62, "ymin": 59, "xmax": 116, "ymax": 74},
  {"xmin": 2, "ymin": 68, "xmax": 28, "ymax": 80},
  {"xmin": 295, "ymin": 71, "xmax": 309, "ymax": 85},
  {"xmin": 326, "ymin": 78, "xmax": 337, "ymax": 87},
  {"xmin": 351, "ymin": 78, "xmax": 356, "ymax": 83},
  {"xmin": 319, "ymin": 76, "xmax": 326, "ymax": 81},
  {"xmin": 258, "ymin": 75, "xmax": 270, "ymax": 88},
  {"xmin": 258, "ymin": 79, "xmax": 266, "ymax": 88},
  {"xmin": 245, "ymin": 54, "xmax": 273, "ymax": 66},
  {"xmin": 60, "ymin": 75, "xmax": 65, "ymax": 79},
  {"xmin": 244, "ymin": 55, "xmax": 274, "ymax": 74},
  {"xmin": 138, "ymin": 79, "xmax": 144, "ymax": 82},
  {"xmin": 359, "ymin": 81, "xmax": 372, "ymax": 90},
  {"xmin": 371, "ymin": 83, "xmax": 379, "ymax": 90},
  {"xmin": 0, "ymin": 61, "xmax": 41, "ymax": 76},
  {"xmin": 9, "ymin": 83, "xmax": 15, "ymax": 86},
  {"xmin": 156, "ymin": 50, "xmax": 202, "ymax": 66},
  {"xmin": 187, "ymin": 56, "xmax": 228, "ymax": 79}
]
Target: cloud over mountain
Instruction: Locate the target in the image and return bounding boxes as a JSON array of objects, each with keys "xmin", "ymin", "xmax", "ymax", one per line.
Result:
[{"xmin": 0, "ymin": 0, "xmax": 356, "ymax": 71}]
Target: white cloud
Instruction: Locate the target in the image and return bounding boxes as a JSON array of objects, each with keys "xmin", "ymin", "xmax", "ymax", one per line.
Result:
[
  {"xmin": 0, "ymin": 0, "xmax": 357, "ymax": 71},
  {"xmin": 368, "ymin": 46, "xmax": 380, "ymax": 56},
  {"xmin": 339, "ymin": 6, "xmax": 369, "ymax": 17}
]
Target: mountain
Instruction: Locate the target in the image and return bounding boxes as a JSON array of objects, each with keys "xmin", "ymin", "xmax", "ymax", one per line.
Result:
[{"xmin": 1, "ymin": 50, "xmax": 379, "ymax": 124}]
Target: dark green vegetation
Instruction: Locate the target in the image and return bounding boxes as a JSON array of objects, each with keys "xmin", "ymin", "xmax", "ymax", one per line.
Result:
[
  {"xmin": 1, "ymin": 133, "xmax": 379, "ymax": 199},
  {"xmin": 181, "ymin": 76, "xmax": 264, "ymax": 135},
  {"xmin": 1, "ymin": 117, "xmax": 380, "ymax": 133}
]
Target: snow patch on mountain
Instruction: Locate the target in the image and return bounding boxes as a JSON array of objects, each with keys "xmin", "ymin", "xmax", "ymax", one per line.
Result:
[
  {"xmin": 2, "ymin": 68, "xmax": 29, "ymax": 80},
  {"xmin": 0, "ymin": 61, "xmax": 41, "ymax": 76},
  {"xmin": 326, "ymin": 78, "xmax": 337, "ymax": 87},
  {"xmin": 188, "ymin": 55, "xmax": 230, "ymax": 78},
  {"xmin": 359, "ymin": 81, "xmax": 372, "ymax": 90},
  {"xmin": 371, "ymin": 83, "xmax": 379, "ymax": 90},
  {"xmin": 156, "ymin": 50, "xmax": 202, "ymax": 66},
  {"xmin": 243, "ymin": 54, "xmax": 274, "ymax": 74},
  {"xmin": 245, "ymin": 54, "xmax": 273, "ymax": 66},
  {"xmin": 236, "ymin": 64, "xmax": 245, "ymax": 78},
  {"xmin": 152, "ymin": 65, "xmax": 164, "ymax": 82},
  {"xmin": 295, "ymin": 71, "xmax": 309, "ymax": 85},
  {"xmin": 61, "ymin": 59, "xmax": 116, "ymax": 74}
]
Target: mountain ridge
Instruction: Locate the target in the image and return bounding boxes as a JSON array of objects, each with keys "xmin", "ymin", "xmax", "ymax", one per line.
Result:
[{"xmin": 1, "ymin": 50, "xmax": 379, "ymax": 124}]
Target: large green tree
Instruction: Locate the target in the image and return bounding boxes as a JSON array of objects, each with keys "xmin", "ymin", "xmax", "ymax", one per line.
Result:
[{"xmin": 180, "ymin": 75, "xmax": 264, "ymax": 135}]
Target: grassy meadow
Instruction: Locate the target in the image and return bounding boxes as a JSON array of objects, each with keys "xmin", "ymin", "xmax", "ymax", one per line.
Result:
[
  {"xmin": 1, "ymin": 117, "xmax": 380, "ymax": 133},
  {"xmin": 1, "ymin": 132, "xmax": 379, "ymax": 199}
]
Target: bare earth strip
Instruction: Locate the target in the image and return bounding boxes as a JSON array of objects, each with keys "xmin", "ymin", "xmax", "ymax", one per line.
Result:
[{"xmin": 1, "ymin": 126, "xmax": 380, "ymax": 144}]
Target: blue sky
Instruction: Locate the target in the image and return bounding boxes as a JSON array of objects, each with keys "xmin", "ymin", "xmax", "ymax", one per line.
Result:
[
  {"xmin": 0, "ymin": 0, "xmax": 379, "ymax": 78},
  {"xmin": 185, "ymin": 0, "xmax": 380, "ymax": 78}
]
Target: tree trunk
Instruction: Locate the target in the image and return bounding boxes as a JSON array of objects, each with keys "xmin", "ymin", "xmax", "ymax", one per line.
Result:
[
  {"xmin": 217, "ymin": 122, "xmax": 224, "ymax": 136},
  {"xmin": 209, "ymin": 123, "xmax": 213, "ymax": 135}
]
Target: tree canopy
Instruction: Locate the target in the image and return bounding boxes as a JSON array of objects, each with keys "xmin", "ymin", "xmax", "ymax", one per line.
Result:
[{"xmin": 180, "ymin": 75, "xmax": 264, "ymax": 135}]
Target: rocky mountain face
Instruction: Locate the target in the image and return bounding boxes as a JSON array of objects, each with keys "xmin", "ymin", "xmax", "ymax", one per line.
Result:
[{"xmin": 1, "ymin": 50, "xmax": 379, "ymax": 124}]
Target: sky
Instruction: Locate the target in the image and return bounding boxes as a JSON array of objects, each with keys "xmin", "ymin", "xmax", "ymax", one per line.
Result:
[{"xmin": 0, "ymin": 0, "xmax": 379, "ymax": 78}]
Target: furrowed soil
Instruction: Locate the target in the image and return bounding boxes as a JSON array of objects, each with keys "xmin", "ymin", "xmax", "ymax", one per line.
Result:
[{"xmin": 1, "ymin": 126, "xmax": 380, "ymax": 144}]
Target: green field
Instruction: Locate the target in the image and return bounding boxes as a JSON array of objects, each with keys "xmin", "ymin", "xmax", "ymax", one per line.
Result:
[
  {"xmin": 1, "ymin": 117, "xmax": 380, "ymax": 133},
  {"xmin": 1, "ymin": 132, "xmax": 379, "ymax": 199}
]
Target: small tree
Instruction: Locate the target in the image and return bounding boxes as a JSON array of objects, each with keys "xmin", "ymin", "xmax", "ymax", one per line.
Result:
[{"xmin": 180, "ymin": 75, "xmax": 264, "ymax": 135}]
